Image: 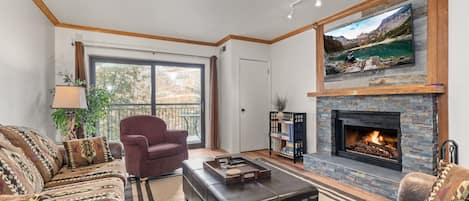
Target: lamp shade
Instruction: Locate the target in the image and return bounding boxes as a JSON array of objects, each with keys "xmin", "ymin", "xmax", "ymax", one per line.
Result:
[{"xmin": 52, "ymin": 86, "xmax": 88, "ymax": 109}]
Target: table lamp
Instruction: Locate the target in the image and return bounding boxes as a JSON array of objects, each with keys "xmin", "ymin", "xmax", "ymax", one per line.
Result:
[{"xmin": 52, "ymin": 86, "xmax": 88, "ymax": 139}]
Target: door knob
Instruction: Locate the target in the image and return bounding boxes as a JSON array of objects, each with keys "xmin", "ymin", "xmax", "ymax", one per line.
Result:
[{"xmin": 241, "ymin": 108, "xmax": 246, "ymax": 112}]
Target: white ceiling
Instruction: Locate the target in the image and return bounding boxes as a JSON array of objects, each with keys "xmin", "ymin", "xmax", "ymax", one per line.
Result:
[{"xmin": 43, "ymin": 0, "xmax": 362, "ymax": 42}]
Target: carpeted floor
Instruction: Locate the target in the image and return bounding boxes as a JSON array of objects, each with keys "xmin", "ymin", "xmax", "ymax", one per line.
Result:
[
  {"xmin": 125, "ymin": 159, "xmax": 365, "ymax": 201},
  {"xmin": 126, "ymin": 173, "xmax": 184, "ymax": 201}
]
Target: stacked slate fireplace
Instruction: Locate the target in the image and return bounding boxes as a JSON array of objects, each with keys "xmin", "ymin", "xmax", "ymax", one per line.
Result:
[
  {"xmin": 332, "ymin": 111, "xmax": 402, "ymax": 171},
  {"xmin": 303, "ymin": 95, "xmax": 439, "ymax": 199}
]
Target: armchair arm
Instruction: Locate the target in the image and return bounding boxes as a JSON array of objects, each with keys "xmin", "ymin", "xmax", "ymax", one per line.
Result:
[
  {"xmin": 166, "ymin": 130, "xmax": 188, "ymax": 145},
  {"xmin": 397, "ymin": 172, "xmax": 436, "ymax": 201},
  {"xmin": 120, "ymin": 135, "xmax": 149, "ymax": 161},
  {"xmin": 121, "ymin": 135, "xmax": 149, "ymax": 147}
]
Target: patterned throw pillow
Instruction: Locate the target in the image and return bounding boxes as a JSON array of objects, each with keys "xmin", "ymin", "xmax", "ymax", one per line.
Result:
[
  {"xmin": 427, "ymin": 161, "xmax": 469, "ymax": 201},
  {"xmin": 0, "ymin": 126, "xmax": 60, "ymax": 182},
  {"xmin": 5, "ymin": 126, "xmax": 64, "ymax": 170},
  {"xmin": 29, "ymin": 128, "xmax": 64, "ymax": 169},
  {"xmin": 0, "ymin": 133, "xmax": 44, "ymax": 194},
  {"xmin": 63, "ymin": 136, "xmax": 114, "ymax": 169}
]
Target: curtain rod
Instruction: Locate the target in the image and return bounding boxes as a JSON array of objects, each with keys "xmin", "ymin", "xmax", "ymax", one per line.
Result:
[{"xmin": 71, "ymin": 41, "xmax": 212, "ymax": 59}]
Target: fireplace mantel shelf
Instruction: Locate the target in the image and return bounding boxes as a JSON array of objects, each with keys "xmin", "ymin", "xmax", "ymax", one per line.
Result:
[{"xmin": 307, "ymin": 84, "xmax": 445, "ymax": 97}]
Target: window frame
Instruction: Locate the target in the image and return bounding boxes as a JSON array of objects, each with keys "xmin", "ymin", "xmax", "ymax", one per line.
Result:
[{"xmin": 89, "ymin": 56, "xmax": 206, "ymax": 148}]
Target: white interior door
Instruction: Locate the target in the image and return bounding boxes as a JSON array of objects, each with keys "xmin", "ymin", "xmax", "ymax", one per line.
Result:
[{"xmin": 239, "ymin": 59, "xmax": 270, "ymax": 152}]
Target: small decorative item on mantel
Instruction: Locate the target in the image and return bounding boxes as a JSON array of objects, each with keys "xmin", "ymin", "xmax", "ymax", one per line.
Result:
[{"xmin": 274, "ymin": 95, "xmax": 287, "ymax": 120}]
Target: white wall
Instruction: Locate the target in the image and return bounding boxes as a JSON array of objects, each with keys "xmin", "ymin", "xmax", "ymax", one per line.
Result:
[
  {"xmin": 218, "ymin": 40, "xmax": 271, "ymax": 153},
  {"xmin": 54, "ymin": 27, "xmax": 217, "ymax": 146},
  {"xmin": 0, "ymin": 1, "xmax": 56, "ymax": 138},
  {"xmin": 218, "ymin": 34, "xmax": 317, "ymax": 154},
  {"xmin": 55, "ymin": 27, "xmax": 217, "ymax": 83},
  {"xmin": 218, "ymin": 40, "xmax": 234, "ymax": 152},
  {"xmin": 449, "ymin": 0, "xmax": 469, "ymax": 168},
  {"xmin": 271, "ymin": 29, "xmax": 317, "ymax": 153}
]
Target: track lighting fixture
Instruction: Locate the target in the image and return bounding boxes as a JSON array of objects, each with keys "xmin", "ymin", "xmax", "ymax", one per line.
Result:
[
  {"xmin": 287, "ymin": 0, "xmax": 322, "ymax": 20},
  {"xmin": 287, "ymin": 0, "xmax": 302, "ymax": 20}
]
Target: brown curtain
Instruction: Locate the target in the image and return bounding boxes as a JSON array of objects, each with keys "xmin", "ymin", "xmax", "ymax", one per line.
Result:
[
  {"xmin": 74, "ymin": 41, "xmax": 86, "ymax": 83},
  {"xmin": 74, "ymin": 41, "xmax": 86, "ymax": 139},
  {"xmin": 209, "ymin": 56, "xmax": 219, "ymax": 149}
]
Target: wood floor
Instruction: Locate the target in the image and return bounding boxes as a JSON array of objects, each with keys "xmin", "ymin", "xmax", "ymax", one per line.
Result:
[{"xmin": 189, "ymin": 148, "xmax": 390, "ymax": 201}]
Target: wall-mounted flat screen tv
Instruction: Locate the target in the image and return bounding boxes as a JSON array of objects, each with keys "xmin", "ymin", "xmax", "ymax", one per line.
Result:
[{"xmin": 324, "ymin": 4, "xmax": 414, "ymax": 77}]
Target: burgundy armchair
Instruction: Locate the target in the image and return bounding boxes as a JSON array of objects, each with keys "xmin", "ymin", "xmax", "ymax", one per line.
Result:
[{"xmin": 120, "ymin": 115, "xmax": 188, "ymax": 178}]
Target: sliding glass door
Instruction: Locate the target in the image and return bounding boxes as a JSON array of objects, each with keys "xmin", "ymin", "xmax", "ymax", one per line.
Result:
[{"xmin": 90, "ymin": 57, "xmax": 205, "ymax": 148}]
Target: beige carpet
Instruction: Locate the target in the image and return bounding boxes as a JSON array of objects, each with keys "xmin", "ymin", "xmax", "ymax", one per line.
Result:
[
  {"xmin": 129, "ymin": 176, "xmax": 185, "ymax": 201},
  {"xmin": 125, "ymin": 160, "xmax": 364, "ymax": 201}
]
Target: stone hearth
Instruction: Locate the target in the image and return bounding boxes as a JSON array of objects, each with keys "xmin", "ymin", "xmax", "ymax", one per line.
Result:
[{"xmin": 304, "ymin": 94, "xmax": 439, "ymax": 199}]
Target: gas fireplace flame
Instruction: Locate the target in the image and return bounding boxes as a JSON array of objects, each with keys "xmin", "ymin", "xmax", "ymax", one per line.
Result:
[
  {"xmin": 365, "ymin": 130, "xmax": 384, "ymax": 145},
  {"xmin": 345, "ymin": 128, "xmax": 399, "ymax": 161}
]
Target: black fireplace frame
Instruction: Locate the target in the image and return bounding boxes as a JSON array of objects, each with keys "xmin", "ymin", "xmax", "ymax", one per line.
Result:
[{"xmin": 332, "ymin": 110, "xmax": 403, "ymax": 171}]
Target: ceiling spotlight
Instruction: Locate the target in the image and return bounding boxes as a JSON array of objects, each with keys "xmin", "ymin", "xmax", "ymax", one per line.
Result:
[
  {"xmin": 287, "ymin": 9, "xmax": 294, "ymax": 19},
  {"xmin": 315, "ymin": 0, "xmax": 322, "ymax": 7}
]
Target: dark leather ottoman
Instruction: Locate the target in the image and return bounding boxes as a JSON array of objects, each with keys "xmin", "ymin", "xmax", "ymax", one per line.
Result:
[{"xmin": 183, "ymin": 158, "xmax": 318, "ymax": 201}]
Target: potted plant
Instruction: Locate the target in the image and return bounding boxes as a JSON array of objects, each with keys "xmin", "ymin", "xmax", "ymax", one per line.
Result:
[
  {"xmin": 51, "ymin": 73, "xmax": 113, "ymax": 139},
  {"xmin": 274, "ymin": 95, "xmax": 287, "ymax": 120}
]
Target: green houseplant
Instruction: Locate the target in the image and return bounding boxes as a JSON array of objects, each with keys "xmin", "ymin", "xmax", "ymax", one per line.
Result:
[{"xmin": 51, "ymin": 73, "xmax": 113, "ymax": 138}]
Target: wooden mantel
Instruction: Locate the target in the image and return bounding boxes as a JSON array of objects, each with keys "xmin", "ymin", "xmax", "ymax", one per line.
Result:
[{"xmin": 307, "ymin": 84, "xmax": 445, "ymax": 97}]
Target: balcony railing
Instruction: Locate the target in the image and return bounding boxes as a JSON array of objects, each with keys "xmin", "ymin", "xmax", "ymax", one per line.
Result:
[{"xmin": 98, "ymin": 103, "xmax": 201, "ymax": 142}]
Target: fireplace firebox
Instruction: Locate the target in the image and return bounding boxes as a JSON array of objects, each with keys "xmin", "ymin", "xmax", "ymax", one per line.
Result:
[{"xmin": 332, "ymin": 110, "xmax": 402, "ymax": 171}]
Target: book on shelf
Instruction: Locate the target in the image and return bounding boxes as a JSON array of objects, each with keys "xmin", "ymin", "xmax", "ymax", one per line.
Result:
[
  {"xmin": 279, "ymin": 115, "xmax": 293, "ymax": 123},
  {"xmin": 270, "ymin": 119, "xmax": 279, "ymax": 133},
  {"xmin": 276, "ymin": 123, "xmax": 294, "ymax": 141},
  {"xmin": 270, "ymin": 133, "xmax": 281, "ymax": 138},
  {"xmin": 288, "ymin": 124, "xmax": 294, "ymax": 142},
  {"xmin": 270, "ymin": 132, "xmax": 287, "ymax": 139},
  {"xmin": 281, "ymin": 123, "xmax": 288, "ymax": 134},
  {"xmin": 270, "ymin": 138, "xmax": 282, "ymax": 152},
  {"xmin": 270, "ymin": 132, "xmax": 290, "ymax": 141},
  {"xmin": 281, "ymin": 142, "xmax": 293, "ymax": 156},
  {"xmin": 280, "ymin": 141, "xmax": 303, "ymax": 156}
]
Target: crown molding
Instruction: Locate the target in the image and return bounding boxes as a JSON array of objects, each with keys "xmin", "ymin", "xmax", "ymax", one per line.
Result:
[
  {"xmin": 215, "ymin": 35, "xmax": 232, "ymax": 46},
  {"xmin": 227, "ymin": 35, "xmax": 272, "ymax": 45},
  {"xmin": 215, "ymin": 35, "xmax": 272, "ymax": 46},
  {"xmin": 56, "ymin": 23, "xmax": 218, "ymax": 46},
  {"xmin": 271, "ymin": 24, "xmax": 314, "ymax": 44},
  {"xmin": 32, "ymin": 0, "xmax": 59, "ymax": 25},
  {"xmin": 33, "ymin": 0, "xmax": 315, "ymax": 47}
]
